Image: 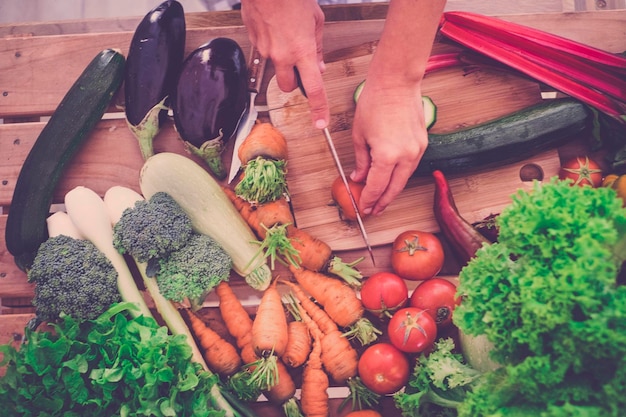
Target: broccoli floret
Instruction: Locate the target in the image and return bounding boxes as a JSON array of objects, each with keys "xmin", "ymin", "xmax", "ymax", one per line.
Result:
[
  {"xmin": 156, "ymin": 233, "xmax": 232, "ymax": 309},
  {"xmin": 27, "ymin": 234, "xmax": 121, "ymax": 322},
  {"xmin": 113, "ymin": 191, "xmax": 193, "ymax": 264}
]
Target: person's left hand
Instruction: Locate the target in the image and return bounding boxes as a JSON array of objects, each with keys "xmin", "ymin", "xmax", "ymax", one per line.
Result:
[{"xmin": 350, "ymin": 82, "xmax": 429, "ymax": 216}]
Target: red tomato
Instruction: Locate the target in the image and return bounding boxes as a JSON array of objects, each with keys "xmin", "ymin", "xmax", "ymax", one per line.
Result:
[
  {"xmin": 331, "ymin": 176, "xmax": 366, "ymax": 221},
  {"xmin": 410, "ymin": 278, "xmax": 460, "ymax": 328},
  {"xmin": 360, "ymin": 272, "xmax": 409, "ymax": 319},
  {"xmin": 391, "ymin": 230, "xmax": 444, "ymax": 281},
  {"xmin": 559, "ymin": 156, "xmax": 603, "ymax": 187},
  {"xmin": 357, "ymin": 342, "xmax": 410, "ymax": 395},
  {"xmin": 387, "ymin": 307, "xmax": 437, "ymax": 353}
]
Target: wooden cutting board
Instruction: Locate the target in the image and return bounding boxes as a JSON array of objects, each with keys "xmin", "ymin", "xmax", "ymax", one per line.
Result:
[{"xmin": 266, "ymin": 48, "xmax": 562, "ymax": 251}]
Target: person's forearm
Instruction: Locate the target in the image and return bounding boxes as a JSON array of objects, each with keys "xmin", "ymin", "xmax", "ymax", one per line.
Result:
[{"xmin": 368, "ymin": 0, "xmax": 446, "ymax": 87}]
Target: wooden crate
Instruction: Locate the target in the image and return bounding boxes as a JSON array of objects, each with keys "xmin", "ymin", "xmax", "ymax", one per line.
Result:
[{"xmin": 1, "ymin": 4, "xmax": 625, "ymax": 416}]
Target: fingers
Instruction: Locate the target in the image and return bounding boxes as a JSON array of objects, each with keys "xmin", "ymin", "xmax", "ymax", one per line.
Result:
[
  {"xmin": 352, "ymin": 132, "xmax": 422, "ymax": 216},
  {"xmin": 362, "ymin": 163, "xmax": 416, "ymax": 216},
  {"xmin": 295, "ymin": 61, "xmax": 330, "ymax": 129},
  {"xmin": 274, "ymin": 64, "xmax": 298, "ymax": 93}
]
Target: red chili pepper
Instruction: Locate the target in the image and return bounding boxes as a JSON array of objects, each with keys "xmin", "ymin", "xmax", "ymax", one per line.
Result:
[{"xmin": 432, "ymin": 170, "xmax": 490, "ymax": 266}]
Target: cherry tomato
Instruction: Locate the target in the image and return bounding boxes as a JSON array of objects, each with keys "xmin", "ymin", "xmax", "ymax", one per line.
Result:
[
  {"xmin": 331, "ymin": 176, "xmax": 366, "ymax": 221},
  {"xmin": 357, "ymin": 342, "xmax": 410, "ymax": 395},
  {"xmin": 360, "ymin": 272, "xmax": 409, "ymax": 319},
  {"xmin": 387, "ymin": 307, "xmax": 437, "ymax": 353},
  {"xmin": 559, "ymin": 155, "xmax": 603, "ymax": 187},
  {"xmin": 391, "ymin": 230, "xmax": 444, "ymax": 281},
  {"xmin": 410, "ymin": 278, "xmax": 460, "ymax": 328}
]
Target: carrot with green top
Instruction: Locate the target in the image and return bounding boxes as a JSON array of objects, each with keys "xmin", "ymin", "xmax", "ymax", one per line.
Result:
[
  {"xmin": 283, "ymin": 294, "xmax": 313, "ymax": 368},
  {"xmin": 289, "ymin": 265, "xmax": 381, "ymax": 345}
]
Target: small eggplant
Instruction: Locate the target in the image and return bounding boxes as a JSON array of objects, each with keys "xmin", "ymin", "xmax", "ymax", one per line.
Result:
[
  {"xmin": 172, "ymin": 37, "xmax": 248, "ymax": 179},
  {"xmin": 125, "ymin": 0, "xmax": 186, "ymax": 160}
]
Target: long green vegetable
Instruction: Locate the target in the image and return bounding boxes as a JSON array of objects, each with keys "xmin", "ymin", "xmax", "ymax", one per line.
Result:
[{"xmin": 5, "ymin": 49, "xmax": 125, "ymax": 271}]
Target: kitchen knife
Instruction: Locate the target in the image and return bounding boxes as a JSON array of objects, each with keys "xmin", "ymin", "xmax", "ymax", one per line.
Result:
[
  {"xmin": 295, "ymin": 68, "xmax": 376, "ymax": 265},
  {"xmin": 228, "ymin": 47, "xmax": 267, "ymax": 184},
  {"xmin": 322, "ymin": 127, "xmax": 376, "ymax": 265}
]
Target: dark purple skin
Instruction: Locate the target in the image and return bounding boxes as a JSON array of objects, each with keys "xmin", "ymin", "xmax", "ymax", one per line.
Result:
[
  {"xmin": 172, "ymin": 37, "xmax": 248, "ymax": 178},
  {"xmin": 124, "ymin": 0, "xmax": 186, "ymax": 127}
]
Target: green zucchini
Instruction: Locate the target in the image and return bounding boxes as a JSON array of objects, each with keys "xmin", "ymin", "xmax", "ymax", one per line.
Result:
[
  {"xmin": 414, "ymin": 98, "xmax": 590, "ymax": 175},
  {"xmin": 5, "ymin": 49, "xmax": 125, "ymax": 271}
]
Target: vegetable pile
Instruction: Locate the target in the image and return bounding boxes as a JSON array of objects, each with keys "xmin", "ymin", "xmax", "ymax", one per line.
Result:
[{"xmin": 6, "ymin": 4, "xmax": 626, "ymax": 417}]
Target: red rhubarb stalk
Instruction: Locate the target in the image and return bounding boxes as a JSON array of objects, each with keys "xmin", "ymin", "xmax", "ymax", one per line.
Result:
[
  {"xmin": 439, "ymin": 21, "xmax": 626, "ymax": 124},
  {"xmin": 425, "ymin": 52, "xmax": 464, "ymax": 74},
  {"xmin": 443, "ymin": 11, "xmax": 626, "ymax": 74},
  {"xmin": 432, "ymin": 170, "xmax": 490, "ymax": 266},
  {"xmin": 442, "ymin": 13, "xmax": 626, "ymax": 99}
]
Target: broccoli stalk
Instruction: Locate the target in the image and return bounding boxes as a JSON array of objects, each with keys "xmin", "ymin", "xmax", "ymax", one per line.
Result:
[
  {"xmin": 104, "ymin": 186, "xmax": 209, "ymax": 365},
  {"xmin": 104, "ymin": 186, "xmax": 251, "ymax": 417}
]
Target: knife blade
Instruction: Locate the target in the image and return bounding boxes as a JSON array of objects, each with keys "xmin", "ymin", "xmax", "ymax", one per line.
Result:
[
  {"xmin": 228, "ymin": 47, "xmax": 267, "ymax": 184},
  {"xmin": 294, "ymin": 67, "xmax": 375, "ymax": 265},
  {"xmin": 322, "ymin": 127, "xmax": 376, "ymax": 266}
]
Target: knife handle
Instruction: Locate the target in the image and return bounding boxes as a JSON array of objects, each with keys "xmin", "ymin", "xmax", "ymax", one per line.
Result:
[{"xmin": 247, "ymin": 46, "xmax": 267, "ymax": 94}]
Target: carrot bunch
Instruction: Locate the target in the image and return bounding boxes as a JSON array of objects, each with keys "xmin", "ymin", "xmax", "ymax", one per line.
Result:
[
  {"xmin": 225, "ymin": 186, "xmax": 366, "ymax": 288},
  {"xmin": 215, "ymin": 282, "xmax": 302, "ymax": 416},
  {"xmin": 298, "ymin": 310, "xmax": 329, "ymax": 417},
  {"xmin": 285, "ymin": 280, "xmax": 380, "ymax": 412},
  {"xmin": 234, "ymin": 122, "xmax": 290, "ymax": 204}
]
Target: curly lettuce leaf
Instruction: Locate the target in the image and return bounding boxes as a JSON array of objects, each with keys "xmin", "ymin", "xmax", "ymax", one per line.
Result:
[{"xmin": 454, "ymin": 178, "xmax": 626, "ymax": 415}]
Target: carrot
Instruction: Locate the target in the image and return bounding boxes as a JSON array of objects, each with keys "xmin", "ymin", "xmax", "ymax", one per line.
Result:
[
  {"xmin": 283, "ymin": 295, "xmax": 312, "ymax": 368},
  {"xmin": 237, "ymin": 122, "xmax": 288, "ymax": 165},
  {"xmin": 289, "ymin": 264, "xmax": 363, "ymax": 327},
  {"xmin": 263, "ymin": 358, "xmax": 298, "ymax": 405},
  {"xmin": 289, "ymin": 265, "xmax": 381, "ymax": 345},
  {"xmin": 254, "ymin": 199, "xmax": 294, "ymax": 237},
  {"xmin": 183, "ymin": 308, "xmax": 242, "ymax": 377},
  {"xmin": 286, "ymin": 225, "xmax": 333, "ymax": 272},
  {"xmin": 283, "ymin": 280, "xmax": 359, "ymax": 384},
  {"xmin": 215, "ymin": 281, "xmax": 254, "ymax": 351},
  {"xmin": 299, "ymin": 324, "xmax": 329, "ymax": 417},
  {"xmin": 344, "ymin": 411, "xmax": 383, "ymax": 417},
  {"xmin": 251, "ymin": 279, "xmax": 289, "ymax": 357}
]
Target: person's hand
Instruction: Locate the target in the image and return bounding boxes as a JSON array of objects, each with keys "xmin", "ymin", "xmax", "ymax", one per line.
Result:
[
  {"xmin": 350, "ymin": 81, "xmax": 429, "ymax": 216},
  {"xmin": 241, "ymin": 0, "xmax": 330, "ymax": 128}
]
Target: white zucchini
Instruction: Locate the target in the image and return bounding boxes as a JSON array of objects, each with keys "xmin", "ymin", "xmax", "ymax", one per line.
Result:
[
  {"xmin": 103, "ymin": 185, "xmax": 210, "ymax": 371},
  {"xmin": 46, "ymin": 211, "xmax": 84, "ymax": 239},
  {"xmin": 139, "ymin": 152, "xmax": 272, "ymax": 291},
  {"xmin": 64, "ymin": 186, "xmax": 153, "ymax": 318}
]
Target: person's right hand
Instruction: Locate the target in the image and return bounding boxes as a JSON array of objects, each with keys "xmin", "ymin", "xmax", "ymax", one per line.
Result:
[{"xmin": 241, "ymin": 0, "xmax": 330, "ymax": 128}]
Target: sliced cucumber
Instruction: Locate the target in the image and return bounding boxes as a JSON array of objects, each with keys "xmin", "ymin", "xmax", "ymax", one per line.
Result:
[{"xmin": 353, "ymin": 79, "xmax": 437, "ymax": 129}]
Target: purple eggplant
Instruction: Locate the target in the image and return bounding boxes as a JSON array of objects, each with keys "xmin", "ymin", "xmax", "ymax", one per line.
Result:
[
  {"xmin": 172, "ymin": 37, "xmax": 248, "ymax": 179},
  {"xmin": 124, "ymin": 0, "xmax": 185, "ymax": 160}
]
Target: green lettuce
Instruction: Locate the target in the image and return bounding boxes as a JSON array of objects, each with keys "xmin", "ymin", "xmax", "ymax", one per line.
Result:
[{"xmin": 0, "ymin": 303, "xmax": 225, "ymax": 417}]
